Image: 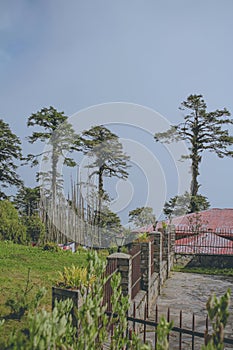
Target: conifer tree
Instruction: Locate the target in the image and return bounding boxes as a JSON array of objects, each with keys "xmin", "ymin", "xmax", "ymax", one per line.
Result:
[
  {"xmin": 81, "ymin": 125, "xmax": 130, "ymax": 244},
  {"xmin": 0, "ymin": 119, "xmax": 22, "ymax": 198},
  {"xmin": 27, "ymin": 106, "xmax": 80, "ymax": 199},
  {"xmin": 155, "ymin": 94, "xmax": 233, "ymax": 212}
]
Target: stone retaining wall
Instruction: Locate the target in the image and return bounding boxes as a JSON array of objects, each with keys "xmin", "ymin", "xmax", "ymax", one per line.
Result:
[
  {"xmin": 107, "ymin": 225, "xmax": 175, "ymax": 324},
  {"xmin": 186, "ymin": 254, "xmax": 233, "ymax": 268}
]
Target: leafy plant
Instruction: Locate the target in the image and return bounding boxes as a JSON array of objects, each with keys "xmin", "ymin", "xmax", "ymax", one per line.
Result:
[
  {"xmin": 74, "ymin": 250, "xmax": 109, "ymax": 348},
  {"xmin": 119, "ymin": 245, "xmax": 128, "ymax": 254},
  {"xmin": 56, "ymin": 264, "xmax": 95, "ymax": 289},
  {"xmin": 202, "ymin": 288, "xmax": 231, "ymax": 350},
  {"xmin": 109, "ymin": 273, "xmax": 130, "ymax": 349},
  {"xmin": 136, "ymin": 232, "xmax": 149, "ymax": 242},
  {"xmin": 42, "ymin": 241, "xmax": 60, "ymax": 252},
  {"xmin": 156, "ymin": 316, "xmax": 173, "ymax": 350},
  {"xmin": 6, "ymin": 299, "xmax": 75, "ymax": 350},
  {"xmin": 108, "ymin": 245, "xmax": 118, "ymax": 254}
]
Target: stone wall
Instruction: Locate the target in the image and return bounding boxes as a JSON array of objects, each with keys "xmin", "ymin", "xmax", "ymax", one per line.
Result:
[
  {"xmin": 160, "ymin": 260, "xmax": 168, "ymax": 286},
  {"xmin": 107, "ymin": 225, "xmax": 175, "ymax": 322},
  {"xmin": 149, "ymin": 272, "xmax": 160, "ymax": 307},
  {"xmin": 186, "ymin": 254, "xmax": 233, "ymax": 268}
]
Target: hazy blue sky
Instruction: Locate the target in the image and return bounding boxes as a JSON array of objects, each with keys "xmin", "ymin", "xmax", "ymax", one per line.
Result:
[{"xmin": 1, "ymin": 0, "xmax": 233, "ymax": 221}]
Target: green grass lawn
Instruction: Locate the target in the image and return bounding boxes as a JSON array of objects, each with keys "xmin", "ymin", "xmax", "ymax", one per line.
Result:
[{"xmin": 0, "ymin": 241, "xmax": 107, "ymax": 344}]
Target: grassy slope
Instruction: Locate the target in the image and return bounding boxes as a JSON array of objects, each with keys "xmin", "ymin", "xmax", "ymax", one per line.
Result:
[{"xmin": 0, "ymin": 241, "xmax": 92, "ymax": 342}]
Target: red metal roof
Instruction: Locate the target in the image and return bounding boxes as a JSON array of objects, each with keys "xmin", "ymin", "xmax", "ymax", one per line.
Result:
[{"xmin": 158, "ymin": 208, "xmax": 233, "ymax": 232}]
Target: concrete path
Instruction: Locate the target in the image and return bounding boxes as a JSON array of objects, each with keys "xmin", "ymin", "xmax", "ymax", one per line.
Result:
[{"xmin": 148, "ymin": 272, "xmax": 233, "ymax": 349}]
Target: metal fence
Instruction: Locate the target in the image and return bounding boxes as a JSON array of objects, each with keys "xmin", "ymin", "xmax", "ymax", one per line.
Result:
[
  {"xmin": 103, "ymin": 258, "xmax": 118, "ymax": 312},
  {"xmin": 104, "ymin": 238, "xmax": 157, "ymax": 313},
  {"xmin": 175, "ymin": 229, "xmax": 233, "ymax": 255},
  {"xmin": 129, "ymin": 243, "xmax": 142, "ymax": 299},
  {"xmin": 150, "ymin": 237, "xmax": 155, "ymax": 275},
  {"xmin": 176, "ymin": 228, "xmax": 233, "ymax": 239},
  {"xmin": 106, "ymin": 303, "xmax": 233, "ymax": 349}
]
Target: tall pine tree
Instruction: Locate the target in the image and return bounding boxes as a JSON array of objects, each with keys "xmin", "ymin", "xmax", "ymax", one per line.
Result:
[
  {"xmin": 0, "ymin": 119, "xmax": 22, "ymax": 199},
  {"xmin": 81, "ymin": 125, "xmax": 130, "ymax": 245},
  {"xmin": 27, "ymin": 106, "xmax": 80, "ymax": 200},
  {"xmin": 155, "ymin": 94, "xmax": 233, "ymax": 212}
]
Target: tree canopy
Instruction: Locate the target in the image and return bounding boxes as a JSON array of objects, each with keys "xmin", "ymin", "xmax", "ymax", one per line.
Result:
[
  {"xmin": 0, "ymin": 200, "xmax": 26, "ymax": 243},
  {"xmin": 163, "ymin": 192, "xmax": 210, "ymax": 218},
  {"xmin": 27, "ymin": 106, "xmax": 80, "ymax": 198},
  {"xmin": 155, "ymin": 94, "xmax": 233, "ymax": 212},
  {"xmin": 14, "ymin": 186, "xmax": 40, "ymax": 216},
  {"xmin": 0, "ymin": 119, "xmax": 22, "ymax": 199},
  {"xmin": 14, "ymin": 187, "xmax": 45, "ymax": 243},
  {"xmin": 81, "ymin": 125, "xmax": 130, "ymax": 198},
  {"xmin": 81, "ymin": 125, "xmax": 130, "ymax": 244},
  {"xmin": 128, "ymin": 206, "xmax": 156, "ymax": 228}
]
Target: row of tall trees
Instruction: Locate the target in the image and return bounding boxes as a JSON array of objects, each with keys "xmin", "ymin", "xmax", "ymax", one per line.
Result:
[
  {"xmin": 0, "ymin": 108, "xmax": 130, "ymax": 245},
  {"xmin": 1, "ymin": 94, "xmax": 233, "ymax": 243}
]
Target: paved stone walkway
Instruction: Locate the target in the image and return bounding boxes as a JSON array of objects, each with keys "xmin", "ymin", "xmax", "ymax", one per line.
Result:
[{"xmin": 148, "ymin": 272, "xmax": 233, "ymax": 349}]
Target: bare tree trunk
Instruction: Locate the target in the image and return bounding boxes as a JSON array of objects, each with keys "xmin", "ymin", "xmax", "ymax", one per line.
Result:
[
  {"xmin": 190, "ymin": 111, "xmax": 201, "ymax": 212},
  {"xmin": 97, "ymin": 166, "xmax": 104, "ymax": 247}
]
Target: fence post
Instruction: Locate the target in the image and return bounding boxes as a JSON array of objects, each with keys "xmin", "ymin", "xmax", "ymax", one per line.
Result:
[
  {"xmin": 168, "ymin": 224, "xmax": 176, "ymax": 270},
  {"xmin": 140, "ymin": 240, "xmax": 151, "ymax": 314},
  {"xmin": 163, "ymin": 227, "xmax": 170, "ymax": 278},
  {"xmin": 108, "ymin": 252, "xmax": 132, "ymax": 300},
  {"xmin": 153, "ymin": 231, "xmax": 162, "ymax": 294}
]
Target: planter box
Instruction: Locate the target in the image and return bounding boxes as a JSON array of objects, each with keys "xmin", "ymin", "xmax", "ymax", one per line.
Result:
[
  {"xmin": 52, "ymin": 286, "xmax": 81, "ymax": 307},
  {"xmin": 52, "ymin": 286, "xmax": 83, "ymax": 327}
]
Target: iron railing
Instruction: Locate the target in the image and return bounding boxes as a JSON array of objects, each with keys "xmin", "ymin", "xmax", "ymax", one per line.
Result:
[
  {"xmin": 175, "ymin": 229, "xmax": 233, "ymax": 255},
  {"xmin": 128, "ymin": 243, "xmax": 142, "ymax": 299},
  {"xmin": 103, "ymin": 258, "xmax": 118, "ymax": 312},
  {"xmin": 106, "ymin": 303, "xmax": 233, "ymax": 349}
]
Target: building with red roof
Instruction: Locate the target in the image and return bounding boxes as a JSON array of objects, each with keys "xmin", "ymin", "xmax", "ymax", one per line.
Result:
[
  {"xmin": 167, "ymin": 208, "xmax": 233, "ymax": 233},
  {"xmin": 157, "ymin": 208, "xmax": 233, "ymax": 255},
  {"xmin": 131, "ymin": 209, "xmax": 233, "ymax": 255}
]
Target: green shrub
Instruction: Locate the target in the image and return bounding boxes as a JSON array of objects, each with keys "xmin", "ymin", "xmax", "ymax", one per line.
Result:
[
  {"xmin": 42, "ymin": 242, "xmax": 60, "ymax": 252},
  {"xmin": 156, "ymin": 316, "xmax": 173, "ymax": 350},
  {"xmin": 135, "ymin": 232, "xmax": 149, "ymax": 242},
  {"xmin": 56, "ymin": 265, "xmax": 95, "ymax": 289},
  {"xmin": 108, "ymin": 245, "xmax": 118, "ymax": 254},
  {"xmin": 6, "ymin": 299, "xmax": 75, "ymax": 350},
  {"xmin": 0, "ymin": 200, "xmax": 26, "ymax": 243},
  {"xmin": 202, "ymin": 288, "xmax": 231, "ymax": 350},
  {"xmin": 23, "ymin": 214, "xmax": 46, "ymax": 243}
]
